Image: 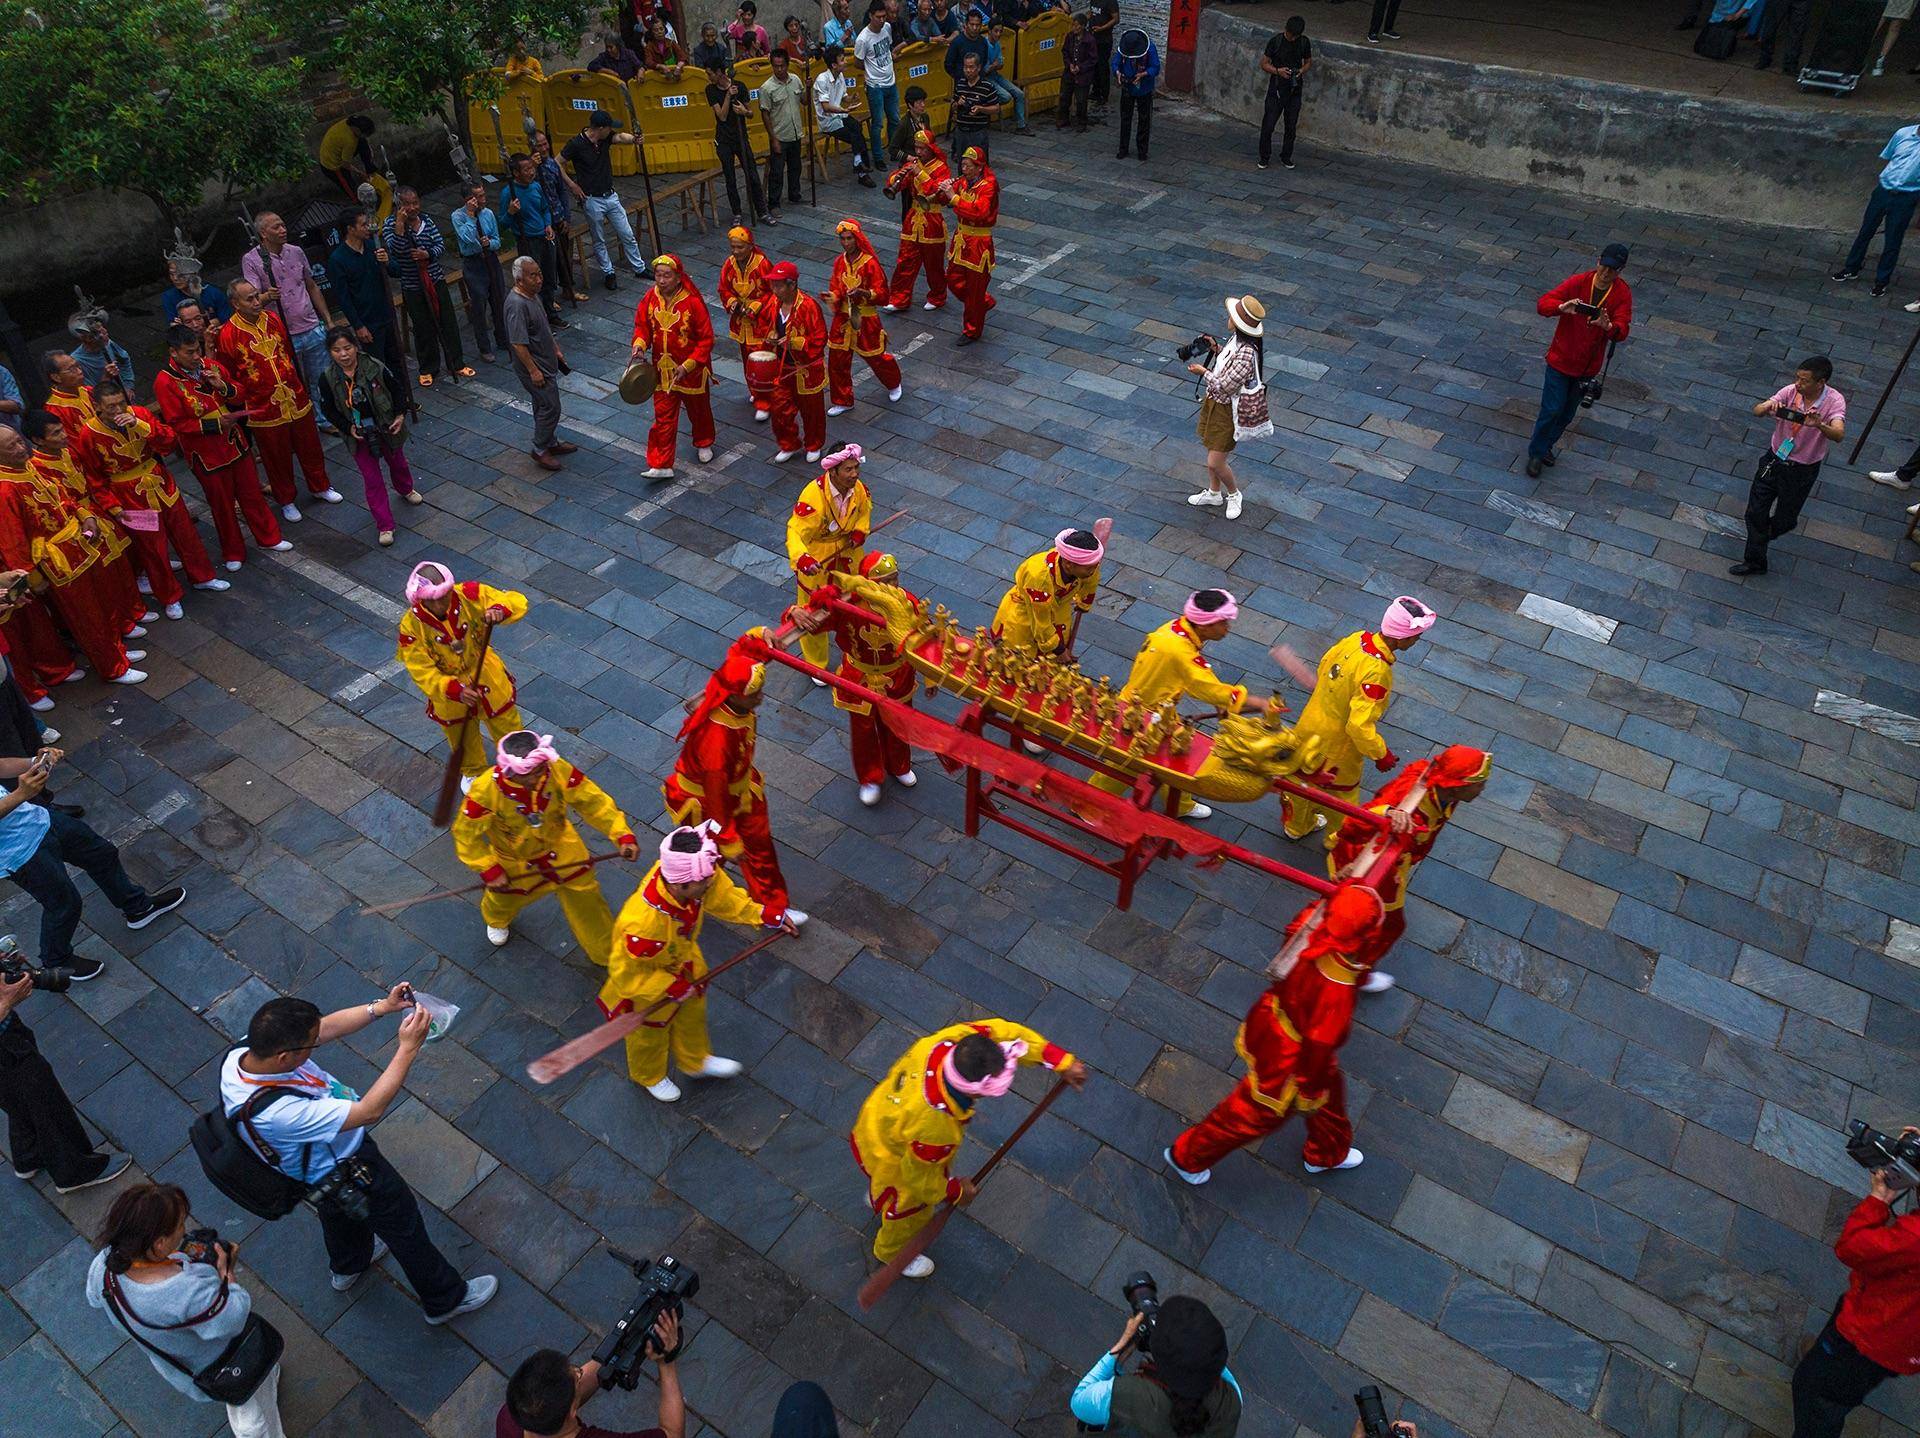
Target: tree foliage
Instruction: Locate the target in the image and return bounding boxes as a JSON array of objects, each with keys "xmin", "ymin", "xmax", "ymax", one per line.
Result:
[{"xmin": 0, "ymin": 0, "xmax": 310, "ymax": 231}]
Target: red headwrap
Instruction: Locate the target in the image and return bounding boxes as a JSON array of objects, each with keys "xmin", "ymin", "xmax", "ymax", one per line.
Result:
[
  {"xmin": 679, "ymin": 628, "xmax": 774, "ymax": 738},
  {"xmin": 648, "ymin": 252, "xmax": 713, "ymax": 327},
  {"xmin": 912, "ymin": 129, "xmax": 949, "ymax": 168},
  {"xmin": 1369, "ymin": 744, "xmax": 1492, "ymax": 813},
  {"xmin": 1298, "ymin": 884, "xmax": 1385, "ymax": 968},
  {"xmin": 835, "ymin": 218, "xmax": 884, "ymax": 275}
]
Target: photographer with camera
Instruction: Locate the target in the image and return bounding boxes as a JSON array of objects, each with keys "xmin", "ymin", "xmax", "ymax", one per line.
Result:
[
  {"xmin": 1, "ymin": 960, "xmax": 131, "ymax": 1193},
  {"xmin": 220, "ymin": 993, "xmax": 496, "ymax": 1323},
  {"xmin": 1730, "ymin": 355, "xmax": 1846, "ymax": 579},
  {"xmin": 1525, "ymin": 242, "xmax": 1631, "ymax": 479},
  {"xmin": 85, "ymin": 1182, "xmax": 286, "ymax": 1438},
  {"xmin": 1184, "ymin": 295, "xmax": 1270, "ymax": 522},
  {"xmin": 1072, "ymin": 1283, "xmax": 1241, "ymax": 1438},
  {"xmin": 1789, "ymin": 1125, "xmax": 1920, "ymax": 1438},
  {"xmin": 500, "ymin": 1309, "xmax": 685, "ymax": 1438}
]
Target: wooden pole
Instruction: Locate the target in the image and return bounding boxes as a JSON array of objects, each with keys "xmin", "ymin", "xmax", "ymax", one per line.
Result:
[{"xmin": 431, "ymin": 620, "xmax": 494, "ymax": 827}]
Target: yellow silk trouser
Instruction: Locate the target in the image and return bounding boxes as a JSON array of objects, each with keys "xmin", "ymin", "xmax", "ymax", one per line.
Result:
[
  {"xmin": 447, "ymin": 704, "xmax": 525, "ymax": 777},
  {"xmin": 478, "ymin": 872, "xmax": 613, "ymax": 963},
  {"xmin": 621, "ymin": 993, "xmax": 712, "ymax": 1086}
]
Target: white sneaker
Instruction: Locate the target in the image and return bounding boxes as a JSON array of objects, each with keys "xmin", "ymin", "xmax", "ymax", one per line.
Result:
[
  {"xmin": 1224, "ymin": 491, "xmax": 1243, "ymax": 520},
  {"xmin": 1871, "ymin": 470, "xmax": 1913, "ymax": 489},
  {"xmin": 136, "ymin": 575, "xmax": 152, "ymax": 595},
  {"xmin": 1164, "ymin": 1147, "xmax": 1210, "ymax": 1185},
  {"xmin": 268, "ymin": 541, "xmax": 293, "ymax": 552},
  {"xmin": 1187, "ymin": 489, "xmax": 1224, "ymax": 507},
  {"xmin": 785, "ymin": 907, "xmax": 809, "ymax": 927},
  {"xmin": 424, "ymin": 1275, "xmax": 498, "ymax": 1325},
  {"xmin": 1361, "ymin": 971, "xmax": 1396, "ymax": 994},
  {"xmin": 1186, "ymin": 802, "xmax": 1213, "ymax": 820},
  {"xmin": 1908, "ymin": 501, "xmax": 1920, "ymax": 515},
  {"xmin": 1304, "ymin": 1147, "xmax": 1365, "ymax": 1174},
  {"xmin": 163, "ymin": 602, "xmax": 183, "ymax": 620},
  {"xmin": 110, "ymin": 669, "xmax": 147, "ymax": 685},
  {"xmin": 773, "ymin": 449, "xmax": 797, "ymax": 463},
  {"xmin": 883, "ymin": 303, "xmax": 904, "ymax": 313},
  {"xmin": 126, "ymin": 626, "xmax": 147, "ymax": 639},
  {"xmin": 28, "ymin": 696, "xmax": 53, "ymax": 713},
  {"xmin": 1022, "ymin": 739, "xmax": 1044, "ymax": 755},
  {"xmin": 902, "ymin": 1255, "xmax": 935, "ymax": 1278},
  {"xmin": 123, "ymin": 650, "xmax": 146, "ymax": 662},
  {"xmin": 897, "ymin": 769, "xmax": 917, "ymax": 788},
  {"xmin": 696, "ymin": 1055, "xmax": 743, "ymax": 1078},
  {"xmin": 38, "ymin": 727, "xmax": 59, "ymax": 743},
  {"xmin": 643, "ymin": 466, "xmax": 675, "ymax": 480},
  {"xmin": 805, "ymin": 449, "xmax": 823, "ymax": 463},
  {"xmin": 859, "ymin": 782, "xmax": 883, "ymax": 806},
  {"xmin": 754, "ymin": 410, "xmax": 770, "ymax": 422},
  {"xmin": 646, "ymin": 1077, "xmax": 682, "ymax": 1102},
  {"xmin": 828, "ymin": 404, "xmax": 851, "ymax": 416},
  {"xmin": 225, "ymin": 560, "xmax": 243, "ymax": 572},
  {"xmin": 1908, "ymin": 298, "xmax": 1920, "ymax": 314},
  {"xmin": 280, "ymin": 504, "xmax": 302, "ymax": 522},
  {"xmin": 698, "ymin": 447, "xmax": 715, "ymax": 463},
  {"xmin": 192, "ymin": 578, "xmax": 231, "ymax": 591},
  {"xmin": 60, "ymin": 671, "xmax": 86, "ymax": 684},
  {"xmin": 1875, "ymin": 56, "xmax": 1887, "ymax": 75},
  {"xmin": 888, "ymin": 386, "xmax": 903, "ymax": 402},
  {"xmin": 330, "ymin": 1238, "xmax": 389, "ymax": 1292},
  {"xmin": 486, "ymin": 924, "xmax": 510, "ymax": 947},
  {"xmin": 923, "ymin": 300, "xmax": 938, "ymax": 311},
  {"xmin": 317, "ymin": 488, "xmax": 345, "ymax": 504}
]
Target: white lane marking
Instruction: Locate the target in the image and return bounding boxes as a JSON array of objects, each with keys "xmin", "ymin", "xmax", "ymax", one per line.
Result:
[
  {"xmin": 899, "ymin": 331, "xmax": 934, "ymax": 357},
  {"xmin": 1517, "ymin": 593, "xmax": 1617, "ymax": 645},
  {"xmin": 1815, "ymin": 690, "xmax": 1920, "ymax": 745},
  {"xmin": 262, "ymin": 548, "xmax": 405, "ymax": 624},
  {"xmin": 459, "ymin": 378, "xmax": 627, "ymax": 448},
  {"xmin": 1129, "ymin": 188, "xmax": 1167, "ymax": 212},
  {"xmin": 1002, "ymin": 242, "xmax": 1079, "ymax": 289},
  {"xmin": 110, "ymin": 789, "xmax": 190, "ymax": 844},
  {"xmin": 332, "ymin": 658, "xmax": 407, "ymax": 704},
  {"xmin": 623, "ymin": 442, "xmax": 752, "ymax": 525},
  {"xmin": 1487, "ymin": 491, "xmax": 1573, "ymax": 531}
]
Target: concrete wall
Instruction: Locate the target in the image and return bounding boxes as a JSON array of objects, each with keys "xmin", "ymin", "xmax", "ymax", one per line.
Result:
[{"xmin": 1193, "ymin": 7, "xmax": 1885, "ymax": 230}]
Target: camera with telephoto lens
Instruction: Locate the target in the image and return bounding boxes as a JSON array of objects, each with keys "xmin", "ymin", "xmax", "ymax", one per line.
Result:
[
  {"xmin": 1176, "ymin": 334, "xmax": 1220, "ymax": 363},
  {"xmin": 307, "ymin": 1156, "xmax": 376, "ymax": 1223},
  {"xmin": 1121, "ymin": 1271, "xmax": 1161, "ymax": 1354},
  {"xmin": 0, "ymin": 934, "xmax": 71, "ymax": 993},
  {"xmin": 593, "ymin": 1249, "xmax": 698, "ymax": 1391},
  {"xmin": 1354, "ymin": 1386, "xmax": 1414, "ymax": 1438},
  {"xmin": 1846, "ymin": 1120, "xmax": 1920, "ymax": 1192}
]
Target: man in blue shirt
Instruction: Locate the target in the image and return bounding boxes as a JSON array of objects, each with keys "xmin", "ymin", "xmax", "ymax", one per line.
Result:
[
  {"xmin": 498, "ymin": 152, "xmax": 566, "ymax": 326},
  {"xmin": 1835, "ymin": 124, "xmax": 1920, "ymax": 296},
  {"xmin": 450, "ymin": 182, "xmax": 508, "ymax": 362},
  {"xmin": 1113, "ymin": 26, "xmax": 1160, "ymax": 161},
  {"xmin": 328, "ymin": 208, "xmax": 411, "ymax": 408},
  {"xmin": 823, "ymin": 0, "xmax": 856, "ymax": 47},
  {"xmin": 983, "ymin": 22, "xmax": 1033, "ymax": 133},
  {"xmin": 944, "ymin": 9, "xmax": 991, "ymax": 77}
]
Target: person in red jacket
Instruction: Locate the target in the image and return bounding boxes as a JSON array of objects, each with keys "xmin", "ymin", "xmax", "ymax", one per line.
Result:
[
  {"xmin": 153, "ymin": 328, "xmax": 289, "ymax": 572},
  {"xmin": 1164, "ymin": 883, "xmax": 1384, "ymax": 1184},
  {"xmin": 630, "ymin": 254, "xmax": 717, "ymax": 480},
  {"xmin": 941, "ymin": 146, "xmax": 998, "ymax": 344},
  {"xmin": 1526, "ymin": 242, "xmax": 1632, "ymax": 478},
  {"xmin": 1792, "ymin": 1156, "xmax": 1920, "ymax": 1438},
  {"xmin": 661, "ymin": 629, "xmax": 807, "ymax": 927},
  {"xmin": 830, "ymin": 550, "xmax": 920, "ymax": 806},
  {"xmin": 762, "ymin": 261, "xmax": 829, "ymax": 464},
  {"xmin": 216, "ymin": 281, "xmax": 344, "ymax": 520}
]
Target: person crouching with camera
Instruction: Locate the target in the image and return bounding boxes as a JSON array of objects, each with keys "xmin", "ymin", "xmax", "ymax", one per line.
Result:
[
  {"xmin": 1525, "ymin": 242, "xmax": 1631, "ymax": 479},
  {"xmin": 87, "ymin": 1182, "xmax": 287, "ymax": 1438},
  {"xmin": 1072, "ymin": 1289, "xmax": 1242, "ymax": 1438},
  {"xmin": 1186, "ymin": 295, "xmax": 1271, "ymax": 522},
  {"xmin": 1790, "ymin": 1132, "xmax": 1920, "ymax": 1438},
  {"xmin": 1730, "ymin": 355, "xmax": 1846, "ymax": 578},
  {"xmin": 223, "ymin": 992, "xmax": 496, "ymax": 1324},
  {"xmin": 501, "ymin": 1310, "xmax": 686, "ymax": 1438}
]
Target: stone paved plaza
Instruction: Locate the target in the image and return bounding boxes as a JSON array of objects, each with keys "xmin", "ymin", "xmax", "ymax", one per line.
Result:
[{"xmin": 4, "ymin": 92, "xmax": 1920, "ymax": 1438}]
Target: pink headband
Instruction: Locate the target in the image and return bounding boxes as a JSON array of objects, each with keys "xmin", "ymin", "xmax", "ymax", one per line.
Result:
[
  {"xmin": 820, "ymin": 443, "xmax": 862, "ymax": 470},
  {"xmin": 1054, "ymin": 528, "xmax": 1104, "ymax": 566},
  {"xmin": 1380, "ymin": 595, "xmax": 1437, "ymax": 640},
  {"xmin": 1183, "ymin": 590, "xmax": 1238, "ymax": 626},
  {"xmin": 406, "ymin": 562, "xmax": 454, "ymax": 603},
  {"xmin": 944, "ymin": 1039, "xmax": 1026, "ymax": 1097},
  {"xmin": 495, "ymin": 731, "xmax": 561, "ymax": 775},
  {"xmin": 659, "ymin": 822, "xmax": 721, "ymax": 884}
]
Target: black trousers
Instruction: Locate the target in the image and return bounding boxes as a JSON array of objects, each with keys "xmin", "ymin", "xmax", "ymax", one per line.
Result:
[
  {"xmin": 1792, "ymin": 1312, "xmax": 1896, "ymax": 1438},
  {"xmin": 1058, "ymin": 79, "xmax": 1091, "ymax": 126},
  {"xmin": 512, "ymin": 233, "xmax": 563, "ymax": 318},
  {"xmin": 1118, "ymin": 91, "xmax": 1153, "ymax": 156},
  {"xmin": 1757, "ymin": 0, "xmax": 1811, "ymax": 66},
  {"xmin": 1093, "ymin": 36, "xmax": 1114, "ymax": 104},
  {"xmin": 1260, "ymin": 79, "xmax": 1304, "ymax": 163},
  {"xmin": 1368, "ymin": 0, "xmax": 1403, "ymax": 34},
  {"xmin": 715, "ymin": 129, "xmax": 767, "ymax": 223},
  {"xmin": 462, "ymin": 250, "xmax": 508, "ymax": 353},
  {"xmin": 1743, "ymin": 452, "xmax": 1821, "ymax": 569},
  {"xmin": 10, "ymin": 812, "xmax": 146, "ymax": 965},
  {"xmin": 317, "ymin": 1137, "xmax": 467, "ymax": 1316},
  {"xmin": 402, "ymin": 282, "xmax": 465, "ymax": 377},
  {"xmin": 0, "ymin": 1016, "xmax": 98, "ymax": 1187},
  {"xmin": 1894, "ymin": 437, "xmax": 1920, "ymax": 482},
  {"xmin": 767, "ymin": 138, "xmax": 805, "ymax": 205}
]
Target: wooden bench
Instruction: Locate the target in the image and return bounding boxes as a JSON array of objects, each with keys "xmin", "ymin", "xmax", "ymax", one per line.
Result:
[{"xmin": 650, "ymin": 169, "xmax": 721, "ymax": 235}]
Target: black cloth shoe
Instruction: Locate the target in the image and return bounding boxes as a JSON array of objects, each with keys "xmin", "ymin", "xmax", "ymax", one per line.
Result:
[
  {"xmin": 605, "ymin": 273, "xmax": 619, "ymax": 292},
  {"xmin": 1875, "ymin": 281, "xmax": 1891, "ymax": 296},
  {"xmin": 1117, "ymin": 148, "xmax": 1130, "ymax": 158},
  {"xmin": 1727, "ymin": 561, "xmax": 1767, "ymax": 576},
  {"xmin": 125, "ymin": 885, "xmax": 186, "ymax": 930},
  {"xmin": 1542, "ymin": 451, "xmax": 1556, "ymax": 467},
  {"xmin": 1525, "ymin": 456, "xmax": 1543, "ymax": 478},
  {"xmin": 1833, "ymin": 269, "xmax": 1861, "ymax": 282},
  {"xmin": 50, "ymin": 802, "xmax": 84, "ymax": 817},
  {"xmin": 56, "ymin": 1151, "xmax": 131, "ymax": 1194},
  {"xmin": 67, "ymin": 958, "xmax": 104, "ymax": 982}
]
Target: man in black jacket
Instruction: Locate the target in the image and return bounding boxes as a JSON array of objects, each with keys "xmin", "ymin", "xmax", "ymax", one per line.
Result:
[{"xmin": 328, "ymin": 209, "xmax": 409, "ymax": 409}]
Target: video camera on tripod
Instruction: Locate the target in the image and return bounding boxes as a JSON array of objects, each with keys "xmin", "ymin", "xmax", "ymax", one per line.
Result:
[{"xmin": 592, "ymin": 1249, "xmax": 697, "ymax": 1391}]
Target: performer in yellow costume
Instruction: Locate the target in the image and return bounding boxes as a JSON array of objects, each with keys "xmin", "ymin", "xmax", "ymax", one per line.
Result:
[
  {"xmin": 991, "ymin": 527, "xmax": 1103, "ymax": 659},
  {"xmin": 1282, "ymin": 594, "xmax": 1435, "ymax": 843},
  {"xmin": 397, "ymin": 561, "xmax": 527, "ymax": 779},
  {"xmin": 785, "ymin": 443, "xmax": 870, "ymax": 668},
  {"xmin": 851, "ymin": 1020, "xmax": 1084, "ymax": 1277},
  {"xmin": 600, "ymin": 823, "xmax": 791, "ymax": 1103},
  {"xmin": 453, "ymin": 731, "xmax": 639, "ymax": 953},
  {"xmin": 1102, "ymin": 588, "xmax": 1274, "ymax": 819}
]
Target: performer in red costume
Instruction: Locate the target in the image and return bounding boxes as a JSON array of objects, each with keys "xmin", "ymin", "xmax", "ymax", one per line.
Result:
[
  {"xmin": 831, "ymin": 550, "xmax": 920, "ymax": 808},
  {"xmin": 718, "ymin": 226, "xmax": 774, "ymax": 422},
  {"xmin": 630, "ymin": 254, "xmax": 717, "ymax": 480},
  {"xmin": 941, "ymin": 146, "xmax": 998, "ymax": 344},
  {"xmin": 763, "ymin": 261, "xmax": 829, "ymax": 465},
  {"xmin": 215, "ymin": 281, "xmax": 344, "ymax": 519},
  {"xmin": 1327, "ymin": 743, "xmax": 1492, "ymax": 994},
  {"xmin": 662, "ymin": 630, "xmax": 808, "ymax": 926},
  {"xmin": 883, "ymin": 130, "xmax": 950, "ymax": 312},
  {"xmin": 1163, "ymin": 883, "xmax": 1384, "ymax": 1184},
  {"xmin": 23, "ymin": 412, "xmax": 147, "ymax": 638},
  {"xmin": 153, "ymin": 325, "xmax": 289, "ymax": 572},
  {"xmin": 826, "ymin": 219, "xmax": 904, "ymax": 414}
]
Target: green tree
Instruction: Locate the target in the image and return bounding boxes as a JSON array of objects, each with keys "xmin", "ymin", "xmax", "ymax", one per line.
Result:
[
  {"xmin": 249, "ymin": 0, "xmax": 597, "ymax": 146},
  {"xmin": 0, "ymin": 0, "xmax": 309, "ymax": 235}
]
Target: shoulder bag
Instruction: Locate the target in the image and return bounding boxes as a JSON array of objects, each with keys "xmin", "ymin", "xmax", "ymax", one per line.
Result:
[
  {"xmin": 1232, "ymin": 347, "xmax": 1273, "ymax": 441},
  {"xmin": 101, "ymin": 1268, "xmax": 284, "ymax": 1405}
]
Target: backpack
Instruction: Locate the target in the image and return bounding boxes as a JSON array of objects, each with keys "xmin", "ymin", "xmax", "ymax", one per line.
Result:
[{"xmin": 188, "ymin": 1084, "xmax": 315, "ymax": 1220}]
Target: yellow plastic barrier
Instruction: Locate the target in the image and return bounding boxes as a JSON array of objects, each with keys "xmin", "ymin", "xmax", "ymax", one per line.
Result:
[
  {"xmin": 629, "ymin": 68, "xmax": 721, "ymax": 175},
  {"xmin": 894, "ymin": 40, "xmax": 955, "ymax": 135},
  {"xmin": 467, "ymin": 70, "xmax": 547, "ymax": 175},
  {"xmin": 543, "ymin": 68, "xmax": 636, "ymax": 171},
  {"xmin": 810, "ymin": 63, "xmax": 871, "ymax": 170},
  {"xmin": 733, "ymin": 56, "xmax": 777, "ymax": 160},
  {"xmin": 1014, "ymin": 10, "xmax": 1070, "ymax": 108}
]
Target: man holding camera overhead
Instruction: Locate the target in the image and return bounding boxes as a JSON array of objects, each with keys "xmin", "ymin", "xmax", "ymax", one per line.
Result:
[
  {"xmin": 1524, "ymin": 242, "xmax": 1632, "ymax": 479},
  {"xmin": 501, "ymin": 1309, "xmax": 686, "ymax": 1438}
]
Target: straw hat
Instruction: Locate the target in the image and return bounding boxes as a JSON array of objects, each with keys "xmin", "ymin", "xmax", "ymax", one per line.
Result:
[{"xmin": 1225, "ymin": 295, "xmax": 1265, "ymax": 337}]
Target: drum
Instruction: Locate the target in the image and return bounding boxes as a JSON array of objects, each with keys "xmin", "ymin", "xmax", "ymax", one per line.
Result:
[
  {"xmin": 743, "ymin": 349, "xmax": 779, "ymax": 410},
  {"xmin": 619, "ymin": 360, "xmax": 656, "ymax": 405}
]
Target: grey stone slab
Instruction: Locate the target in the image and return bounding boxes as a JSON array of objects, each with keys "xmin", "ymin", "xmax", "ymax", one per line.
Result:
[
  {"xmin": 1394, "ymin": 1175, "xmax": 1552, "ymax": 1299},
  {"xmin": 1439, "ymin": 1278, "xmax": 1609, "ymax": 1410},
  {"xmin": 1441, "ymin": 1076, "xmax": 1589, "ymax": 1182},
  {"xmin": 1336, "ymin": 1294, "xmax": 1512, "ymax": 1437},
  {"xmin": 1492, "ymin": 1161, "xmax": 1650, "ymax": 1279},
  {"xmin": 1633, "ymin": 1230, "xmax": 1808, "ymax": 1362},
  {"xmin": 1297, "ymin": 1196, "xmax": 1457, "ymax": 1323}
]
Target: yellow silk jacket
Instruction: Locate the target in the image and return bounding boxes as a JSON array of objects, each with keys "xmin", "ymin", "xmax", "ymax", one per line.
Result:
[
  {"xmin": 1294, "ymin": 630, "xmax": 1394, "ymax": 786},
  {"xmin": 396, "ymin": 581, "xmax": 527, "ymax": 725},
  {"xmin": 452, "ymin": 758, "xmax": 634, "ymax": 886},
  {"xmin": 785, "ymin": 476, "xmax": 871, "ymax": 600},
  {"xmin": 600, "ymin": 862, "xmax": 774, "ymax": 1013},
  {"xmin": 991, "ymin": 548, "xmax": 1098, "ymax": 657},
  {"xmin": 1119, "ymin": 618, "xmax": 1249, "ymax": 715}
]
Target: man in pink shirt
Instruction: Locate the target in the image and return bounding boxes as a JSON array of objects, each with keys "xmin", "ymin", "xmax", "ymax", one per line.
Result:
[
  {"xmin": 1731, "ymin": 354, "xmax": 1846, "ymax": 577},
  {"xmin": 241, "ymin": 213, "xmax": 336, "ymax": 396}
]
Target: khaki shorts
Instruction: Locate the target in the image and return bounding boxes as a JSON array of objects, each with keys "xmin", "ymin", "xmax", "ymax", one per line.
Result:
[{"xmin": 1197, "ymin": 395, "xmax": 1236, "ymax": 453}]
